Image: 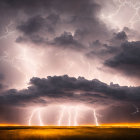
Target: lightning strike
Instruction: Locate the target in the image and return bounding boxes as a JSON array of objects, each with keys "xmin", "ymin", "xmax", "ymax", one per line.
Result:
[
  {"xmin": 13, "ymin": 45, "xmax": 42, "ymax": 88},
  {"xmin": 28, "ymin": 108, "xmax": 44, "ymax": 126},
  {"xmin": 68, "ymin": 107, "xmax": 72, "ymax": 126},
  {"xmin": 38, "ymin": 109, "xmax": 44, "ymax": 126},
  {"xmin": 93, "ymin": 109, "xmax": 99, "ymax": 126},
  {"xmin": 57, "ymin": 105, "xmax": 99, "ymax": 126},
  {"xmin": 0, "ymin": 45, "xmax": 40, "ymax": 89},
  {"xmin": 58, "ymin": 106, "xmax": 66, "ymax": 126},
  {"xmin": 58, "ymin": 106, "xmax": 79, "ymax": 126},
  {"xmin": 28, "ymin": 105, "xmax": 99, "ymax": 126},
  {"xmin": 74, "ymin": 106, "xmax": 79, "ymax": 126}
]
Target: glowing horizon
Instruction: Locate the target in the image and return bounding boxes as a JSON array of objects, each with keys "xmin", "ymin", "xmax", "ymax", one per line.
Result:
[{"xmin": 0, "ymin": 0, "xmax": 140, "ymax": 126}]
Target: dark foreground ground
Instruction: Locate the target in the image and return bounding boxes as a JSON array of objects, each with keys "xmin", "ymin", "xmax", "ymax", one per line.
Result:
[{"xmin": 0, "ymin": 126, "xmax": 140, "ymax": 140}]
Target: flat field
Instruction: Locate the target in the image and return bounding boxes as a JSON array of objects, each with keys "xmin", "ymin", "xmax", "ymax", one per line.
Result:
[{"xmin": 0, "ymin": 126, "xmax": 140, "ymax": 140}]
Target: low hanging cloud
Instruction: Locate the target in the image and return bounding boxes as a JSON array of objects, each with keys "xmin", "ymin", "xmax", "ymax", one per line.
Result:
[{"xmin": 0, "ymin": 75, "xmax": 140, "ymax": 108}]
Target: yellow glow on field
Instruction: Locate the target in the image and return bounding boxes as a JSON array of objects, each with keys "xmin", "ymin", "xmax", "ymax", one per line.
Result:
[
  {"xmin": 1, "ymin": 125, "xmax": 140, "ymax": 139},
  {"xmin": 1, "ymin": 123, "xmax": 140, "ymax": 127}
]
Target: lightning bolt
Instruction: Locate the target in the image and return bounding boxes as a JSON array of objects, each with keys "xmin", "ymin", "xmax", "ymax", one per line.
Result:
[
  {"xmin": 0, "ymin": 40, "xmax": 39, "ymax": 89},
  {"xmin": 15, "ymin": 47, "xmax": 38, "ymax": 82},
  {"xmin": 0, "ymin": 21, "xmax": 29, "ymax": 87},
  {"xmin": 38, "ymin": 109, "xmax": 44, "ymax": 126},
  {"xmin": 28, "ymin": 105, "xmax": 100, "ymax": 126},
  {"xmin": 68, "ymin": 107, "xmax": 72, "ymax": 126},
  {"xmin": 58, "ymin": 106, "xmax": 66, "ymax": 126},
  {"xmin": 57, "ymin": 105, "xmax": 99, "ymax": 126},
  {"xmin": 100, "ymin": 0, "xmax": 140, "ymax": 29},
  {"xmin": 0, "ymin": 21, "xmax": 15, "ymax": 40},
  {"xmin": 0, "ymin": 20, "xmax": 41, "ymax": 88},
  {"xmin": 58, "ymin": 105, "xmax": 79, "ymax": 126},
  {"xmin": 28, "ymin": 108, "xmax": 44, "ymax": 126},
  {"xmin": 74, "ymin": 106, "xmax": 79, "ymax": 126},
  {"xmin": 93, "ymin": 109, "xmax": 99, "ymax": 126},
  {"xmin": 0, "ymin": 47, "xmax": 38, "ymax": 87}
]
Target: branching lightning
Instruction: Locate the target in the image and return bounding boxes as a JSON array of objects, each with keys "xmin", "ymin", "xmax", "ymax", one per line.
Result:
[
  {"xmin": 0, "ymin": 44, "xmax": 43, "ymax": 89},
  {"xmin": 28, "ymin": 105, "xmax": 100, "ymax": 126},
  {"xmin": 101, "ymin": 0, "xmax": 140, "ymax": 29},
  {"xmin": 0, "ymin": 21, "xmax": 42, "ymax": 89},
  {"xmin": 57, "ymin": 105, "xmax": 100, "ymax": 126},
  {"xmin": 29, "ymin": 108, "xmax": 44, "ymax": 126},
  {"xmin": 0, "ymin": 21, "xmax": 15, "ymax": 40}
]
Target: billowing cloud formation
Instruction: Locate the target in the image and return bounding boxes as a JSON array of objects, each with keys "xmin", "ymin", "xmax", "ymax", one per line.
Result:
[
  {"xmin": 0, "ymin": 75, "xmax": 140, "ymax": 107},
  {"xmin": 105, "ymin": 41, "xmax": 140, "ymax": 77},
  {"xmin": 0, "ymin": 75, "xmax": 140, "ymax": 124},
  {"xmin": 86, "ymin": 31, "xmax": 127, "ymax": 60},
  {"xmin": 13, "ymin": 0, "xmax": 110, "ymax": 49},
  {"xmin": 49, "ymin": 32, "xmax": 84, "ymax": 50},
  {"xmin": 1, "ymin": 0, "xmax": 139, "ymax": 89},
  {"xmin": 0, "ymin": 0, "xmax": 113, "ymax": 90}
]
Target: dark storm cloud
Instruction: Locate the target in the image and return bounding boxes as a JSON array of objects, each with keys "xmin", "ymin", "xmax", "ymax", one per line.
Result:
[
  {"xmin": 13, "ymin": 0, "xmax": 110, "ymax": 50},
  {"xmin": 17, "ymin": 14, "xmax": 60, "ymax": 35},
  {"xmin": 16, "ymin": 14, "xmax": 60, "ymax": 44},
  {"xmin": 17, "ymin": 16, "xmax": 46, "ymax": 35},
  {"xmin": 105, "ymin": 41, "xmax": 140, "ymax": 77},
  {"xmin": 49, "ymin": 32, "xmax": 84, "ymax": 50},
  {"xmin": 109, "ymin": 31, "xmax": 128, "ymax": 47},
  {"xmin": 0, "ymin": 0, "xmax": 112, "ymax": 91},
  {"xmin": 0, "ymin": 75, "xmax": 140, "ymax": 107},
  {"xmin": 113, "ymin": 31, "xmax": 127, "ymax": 41},
  {"xmin": 86, "ymin": 31, "xmax": 127, "ymax": 58}
]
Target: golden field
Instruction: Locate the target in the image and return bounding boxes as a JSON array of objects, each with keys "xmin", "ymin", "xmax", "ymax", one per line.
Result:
[{"xmin": 0, "ymin": 125, "xmax": 140, "ymax": 140}]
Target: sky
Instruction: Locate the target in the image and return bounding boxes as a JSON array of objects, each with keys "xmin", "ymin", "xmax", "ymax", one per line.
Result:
[{"xmin": 0, "ymin": 0, "xmax": 140, "ymax": 125}]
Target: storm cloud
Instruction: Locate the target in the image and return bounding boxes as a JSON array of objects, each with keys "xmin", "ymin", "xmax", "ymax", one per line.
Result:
[
  {"xmin": 14, "ymin": 0, "xmax": 110, "ymax": 49},
  {"xmin": 1, "ymin": 75, "xmax": 140, "ymax": 107},
  {"xmin": 105, "ymin": 41, "xmax": 140, "ymax": 77}
]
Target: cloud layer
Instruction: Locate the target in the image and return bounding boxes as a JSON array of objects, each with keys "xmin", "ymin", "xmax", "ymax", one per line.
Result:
[{"xmin": 1, "ymin": 75, "xmax": 140, "ymax": 107}]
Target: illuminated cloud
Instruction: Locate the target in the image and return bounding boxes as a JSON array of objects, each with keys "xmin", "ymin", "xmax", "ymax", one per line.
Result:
[{"xmin": 0, "ymin": 75, "xmax": 140, "ymax": 107}]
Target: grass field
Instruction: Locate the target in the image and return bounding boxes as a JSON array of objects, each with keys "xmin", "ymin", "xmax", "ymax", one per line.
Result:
[{"xmin": 0, "ymin": 126, "xmax": 140, "ymax": 140}]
